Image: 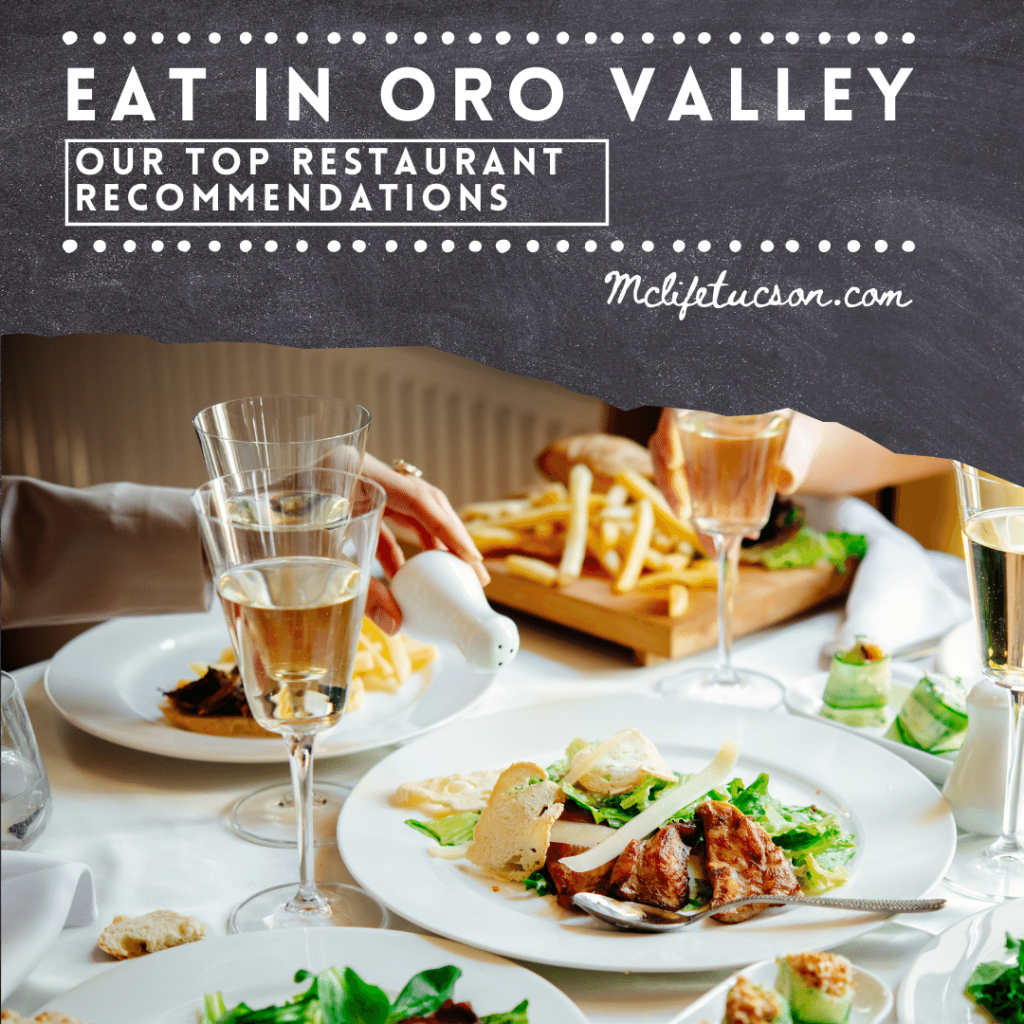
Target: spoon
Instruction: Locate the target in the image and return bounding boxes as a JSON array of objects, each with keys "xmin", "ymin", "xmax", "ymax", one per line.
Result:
[{"xmin": 572, "ymin": 892, "xmax": 946, "ymax": 933}]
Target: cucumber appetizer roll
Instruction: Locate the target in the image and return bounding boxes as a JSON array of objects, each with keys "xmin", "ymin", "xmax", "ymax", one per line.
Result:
[
  {"xmin": 885, "ymin": 672, "xmax": 969, "ymax": 753},
  {"xmin": 820, "ymin": 640, "xmax": 891, "ymax": 727},
  {"xmin": 723, "ymin": 975, "xmax": 792, "ymax": 1024},
  {"xmin": 775, "ymin": 952, "xmax": 854, "ymax": 1024}
]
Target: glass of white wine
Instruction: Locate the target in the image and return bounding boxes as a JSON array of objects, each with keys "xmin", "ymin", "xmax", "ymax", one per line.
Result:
[
  {"xmin": 658, "ymin": 409, "xmax": 793, "ymax": 709},
  {"xmin": 193, "ymin": 395, "xmax": 371, "ymax": 849},
  {"xmin": 193, "ymin": 466, "xmax": 390, "ymax": 931},
  {"xmin": 944, "ymin": 463, "xmax": 1024, "ymax": 901}
]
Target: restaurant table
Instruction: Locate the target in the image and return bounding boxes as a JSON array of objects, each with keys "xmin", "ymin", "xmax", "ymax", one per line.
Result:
[{"xmin": 3, "ymin": 605, "xmax": 996, "ymax": 1022}]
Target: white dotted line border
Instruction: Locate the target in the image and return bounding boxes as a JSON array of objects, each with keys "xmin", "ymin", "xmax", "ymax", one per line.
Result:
[
  {"xmin": 62, "ymin": 237, "xmax": 916, "ymax": 254},
  {"xmin": 61, "ymin": 29, "xmax": 917, "ymax": 47}
]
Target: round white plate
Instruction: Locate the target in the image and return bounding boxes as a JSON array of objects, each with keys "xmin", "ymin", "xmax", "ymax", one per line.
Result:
[
  {"xmin": 667, "ymin": 957, "xmax": 893, "ymax": 1024},
  {"xmin": 784, "ymin": 665, "xmax": 957, "ymax": 785},
  {"xmin": 898, "ymin": 897, "xmax": 1024, "ymax": 1023},
  {"xmin": 339, "ymin": 694, "xmax": 956, "ymax": 973},
  {"xmin": 44, "ymin": 607, "xmax": 496, "ymax": 763},
  {"xmin": 939, "ymin": 620, "xmax": 984, "ymax": 683},
  {"xmin": 35, "ymin": 926, "xmax": 586, "ymax": 1024}
]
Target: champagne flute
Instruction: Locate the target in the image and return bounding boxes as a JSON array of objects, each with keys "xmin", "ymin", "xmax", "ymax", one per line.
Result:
[
  {"xmin": 193, "ymin": 395, "xmax": 370, "ymax": 848},
  {"xmin": 658, "ymin": 409, "xmax": 793, "ymax": 709},
  {"xmin": 193, "ymin": 467, "xmax": 390, "ymax": 931},
  {"xmin": 944, "ymin": 463, "xmax": 1024, "ymax": 901}
]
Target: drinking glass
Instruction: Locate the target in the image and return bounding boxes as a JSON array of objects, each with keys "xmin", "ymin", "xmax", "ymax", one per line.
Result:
[
  {"xmin": 193, "ymin": 395, "xmax": 371, "ymax": 847},
  {"xmin": 658, "ymin": 409, "xmax": 793, "ymax": 709},
  {"xmin": 193, "ymin": 467, "xmax": 390, "ymax": 931},
  {"xmin": 944, "ymin": 463, "xmax": 1024, "ymax": 901},
  {"xmin": 2, "ymin": 672, "xmax": 52, "ymax": 850}
]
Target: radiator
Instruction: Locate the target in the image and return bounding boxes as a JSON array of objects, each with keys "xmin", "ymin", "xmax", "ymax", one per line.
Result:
[{"xmin": 1, "ymin": 336, "xmax": 607, "ymax": 507}]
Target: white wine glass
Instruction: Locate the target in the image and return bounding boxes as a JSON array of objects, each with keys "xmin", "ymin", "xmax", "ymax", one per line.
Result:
[
  {"xmin": 193, "ymin": 466, "xmax": 390, "ymax": 931},
  {"xmin": 193, "ymin": 395, "xmax": 371, "ymax": 848},
  {"xmin": 658, "ymin": 409, "xmax": 793, "ymax": 709},
  {"xmin": 944, "ymin": 462, "xmax": 1024, "ymax": 901}
]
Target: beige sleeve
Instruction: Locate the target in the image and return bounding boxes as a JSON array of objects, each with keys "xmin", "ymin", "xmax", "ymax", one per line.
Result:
[{"xmin": 1, "ymin": 476, "xmax": 211, "ymax": 629}]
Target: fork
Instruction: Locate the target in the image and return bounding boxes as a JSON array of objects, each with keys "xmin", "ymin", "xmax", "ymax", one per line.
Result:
[{"xmin": 571, "ymin": 892, "xmax": 946, "ymax": 932}]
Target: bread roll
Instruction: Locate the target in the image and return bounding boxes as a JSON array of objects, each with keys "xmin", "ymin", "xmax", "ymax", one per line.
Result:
[
  {"xmin": 97, "ymin": 909, "xmax": 206, "ymax": 959},
  {"xmin": 536, "ymin": 434, "xmax": 654, "ymax": 493}
]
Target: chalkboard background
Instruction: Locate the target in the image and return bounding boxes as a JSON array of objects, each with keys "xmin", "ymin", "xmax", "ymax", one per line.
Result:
[{"xmin": 3, "ymin": 0, "xmax": 1022, "ymax": 481}]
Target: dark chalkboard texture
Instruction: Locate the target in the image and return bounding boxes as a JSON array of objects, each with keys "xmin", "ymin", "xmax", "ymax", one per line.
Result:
[{"xmin": 2, "ymin": 0, "xmax": 1022, "ymax": 480}]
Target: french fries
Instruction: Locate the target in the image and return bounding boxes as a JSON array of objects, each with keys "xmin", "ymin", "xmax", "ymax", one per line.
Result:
[
  {"xmin": 459, "ymin": 467, "xmax": 713, "ymax": 616},
  {"xmin": 347, "ymin": 618, "xmax": 439, "ymax": 709}
]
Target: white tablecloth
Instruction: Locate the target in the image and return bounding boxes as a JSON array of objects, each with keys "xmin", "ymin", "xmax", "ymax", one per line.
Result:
[{"xmin": 3, "ymin": 607, "xmax": 993, "ymax": 1021}]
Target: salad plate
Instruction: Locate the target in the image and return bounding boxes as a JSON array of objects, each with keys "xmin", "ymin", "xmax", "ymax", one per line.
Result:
[
  {"xmin": 784, "ymin": 665, "xmax": 956, "ymax": 785},
  {"xmin": 34, "ymin": 927, "xmax": 587, "ymax": 1023},
  {"xmin": 897, "ymin": 897, "xmax": 1024, "ymax": 1023},
  {"xmin": 339, "ymin": 694, "xmax": 956, "ymax": 973},
  {"xmin": 666, "ymin": 957, "xmax": 893, "ymax": 1024},
  {"xmin": 44, "ymin": 607, "xmax": 496, "ymax": 763}
]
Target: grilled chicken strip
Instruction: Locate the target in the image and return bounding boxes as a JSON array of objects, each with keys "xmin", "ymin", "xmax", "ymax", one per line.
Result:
[
  {"xmin": 607, "ymin": 821, "xmax": 692, "ymax": 910},
  {"xmin": 698, "ymin": 800, "xmax": 800, "ymax": 923}
]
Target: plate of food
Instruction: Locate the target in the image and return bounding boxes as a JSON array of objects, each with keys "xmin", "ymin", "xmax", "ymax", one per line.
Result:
[
  {"xmin": 30, "ymin": 926, "xmax": 585, "ymax": 1024},
  {"xmin": 338, "ymin": 694, "xmax": 956, "ymax": 973},
  {"xmin": 784, "ymin": 639, "xmax": 970, "ymax": 785},
  {"xmin": 667, "ymin": 951, "xmax": 893, "ymax": 1024},
  {"xmin": 44, "ymin": 607, "xmax": 497, "ymax": 763},
  {"xmin": 897, "ymin": 897, "xmax": 1024, "ymax": 1024}
]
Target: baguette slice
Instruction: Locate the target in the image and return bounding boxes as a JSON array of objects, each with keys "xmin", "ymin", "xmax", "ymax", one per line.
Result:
[
  {"xmin": 159, "ymin": 698, "xmax": 277, "ymax": 738},
  {"xmin": 466, "ymin": 762, "xmax": 564, "ymax": 881},
  {"xmin": 97, "ymin": 909, "xmax": 206, "ymax": 959}
]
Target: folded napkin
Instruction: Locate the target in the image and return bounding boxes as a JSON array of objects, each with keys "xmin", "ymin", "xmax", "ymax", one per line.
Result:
[
  {"xmin": 800, "ymin": 496, "xmax": 972, "ymax": 655},
  {"xmin": 1, "ymin": 851, "xmax": 97, "ymax": 1002}
]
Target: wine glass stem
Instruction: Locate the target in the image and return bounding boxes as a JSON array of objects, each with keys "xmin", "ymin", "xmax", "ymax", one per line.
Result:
[
  {"xmin": 714, "ymin": 533, "xmax": 741, "ymax": 685},
  {"xmin": 285, "ymin": 732, "xmax": 330, "ymax": 915},
  {"xmin": 993, "ymin": 687, "xmax": 1024, "ymax": 855}
]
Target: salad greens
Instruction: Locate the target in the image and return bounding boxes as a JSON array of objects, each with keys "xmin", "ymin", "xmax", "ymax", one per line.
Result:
[
  {"xmin": 965, "ymin": 934, "xmax": 1024, "ymax": 1024},
  {"xmin": 200, "ymin": 964, "xmax": 528, "ymax": 1024},
  {"xmin": 545, "ymin": 748, "xmax": 856, "ymax": 895},
  {"xmin": 405, "ymin": 810, "xmax": 480, "ymax": 847},
  {"xmin": 743, "ymin": 525, "xmax": 867, "ymax": 571}
]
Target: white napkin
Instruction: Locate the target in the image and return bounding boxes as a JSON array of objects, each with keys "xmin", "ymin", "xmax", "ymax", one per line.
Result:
[
  {"xmin": 1, "ymin": 851, "xmax": 97, "ymax": 1002},
  {"xmin": 800, "ymin": 496, "xmax": 972, "ymax": 654}
]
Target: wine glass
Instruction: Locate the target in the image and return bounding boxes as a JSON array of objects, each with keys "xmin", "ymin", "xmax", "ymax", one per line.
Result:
[
  {"xmin": 658, "ymin": 409, "xmax": 793, "ymax": 709},
  {"xmin": 193, "ymin": 466, "xmax": 390, "ymax": 931},
  {"xmin": 193, "ymin": 395, "xmax": 370, "ymax": 848},
  {"xmin": 943, "ymin": 462, "xmax": 1024, "ymax": 901}
]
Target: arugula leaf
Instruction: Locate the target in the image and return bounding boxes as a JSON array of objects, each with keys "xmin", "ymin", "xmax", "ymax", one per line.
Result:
[
  {"xmin": 965, "ymin": 934, "xmax": 1024, "ymax": 1024},
  {"xmin": 480, "ymin": 999, "xmax": 530, "ymax": 1024},
  {"xmin": 385, "ymin": 965, "xmax": 461, "ymax": 1024}
]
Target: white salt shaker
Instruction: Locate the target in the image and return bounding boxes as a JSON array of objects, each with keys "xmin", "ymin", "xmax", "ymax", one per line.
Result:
[
  {"xmin": 942, "ymin": 676, "xmax": 1011, "ymax": 835},
  {"xmin": 390, "ymin": 551, "xmax": 519, "ymax": 672}
]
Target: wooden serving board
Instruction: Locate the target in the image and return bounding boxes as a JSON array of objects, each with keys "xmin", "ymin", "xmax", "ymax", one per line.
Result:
[{"xmin": 483, "ymin": 559, "xmax": 855, "ymax": 665}]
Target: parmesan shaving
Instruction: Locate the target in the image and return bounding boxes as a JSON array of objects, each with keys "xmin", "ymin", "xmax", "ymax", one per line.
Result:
[
  {"xmin": 558, "ymin": 737, "xmax": 739, "ymax": 873},
  {"xmin": 549, "ymin": 820, "xmax": 617, "ymax": 848},
  {"xmin": 428, "ymin": 843, "xmax": 473, "ymax": 860},
  {"xmin": 562, "ymin": 730, "xmax": 633, "ymax": 788}
]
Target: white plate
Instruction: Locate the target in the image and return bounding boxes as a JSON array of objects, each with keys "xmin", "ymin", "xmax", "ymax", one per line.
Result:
[
  {"xmin": 667, "ymin": 957, "xmax": 893, "ymax": 1024},
  {"xmin": 35, "ymin": 926, "xmax": 586, "ymax": 1024},
  {"xmin": 339, "ymin": 694, "xmax": 956, "ymax": 973},
  {"xmin": 898, "ymin": 897, "xmax": 1024, "ymax": 1023},
  {"xmin": 44, "ymin": 608, "xmax": 496, "ymax": 763},
  {"xmin": 939, "ymin": 620, "xmax": 985, "ymax": 683},
  {"xmin": 784, "ymin": 665, "xmax": 957, "ymax": 785}
]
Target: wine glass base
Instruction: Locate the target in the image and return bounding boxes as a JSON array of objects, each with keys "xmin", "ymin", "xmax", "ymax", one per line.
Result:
[
  {"xmin": 943, "ymin": 833, "xmax": 1024, "ymax": 902},
  {"xmin": 228, "ymin": 881, "xmax": 390, "ymax": 933},
  {"xmin": 227, "ymin": 781, "xmax": 351, "ymax": 848},
  {"xmin": 657, "ymin": 666, "xmax": 784, "ymax": 710}
]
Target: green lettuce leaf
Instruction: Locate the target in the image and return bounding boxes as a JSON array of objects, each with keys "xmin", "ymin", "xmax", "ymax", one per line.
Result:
[
  {"xmin": 404, "ymin": 810, "xmax": 480, "ymax": 846},
  {"xmin": 385, "ymin": 965, "xmax": 461, "ymax": 1024},
  {"xmin": 744, "ymin": 526, "xmax": 866, "ymax": 571},
  {"xmin": 965, "ymin": 934, "xmax": 1024, "ymax": 1024},
  {"xmin": 480, "ymin": 999, "xmax": 530, "ymax": 1024}
]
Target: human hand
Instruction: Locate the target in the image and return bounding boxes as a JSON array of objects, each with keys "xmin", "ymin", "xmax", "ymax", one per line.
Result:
[{"xmin": 361, "ymin": 454, "xmax": 489, "ymax": 634}]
